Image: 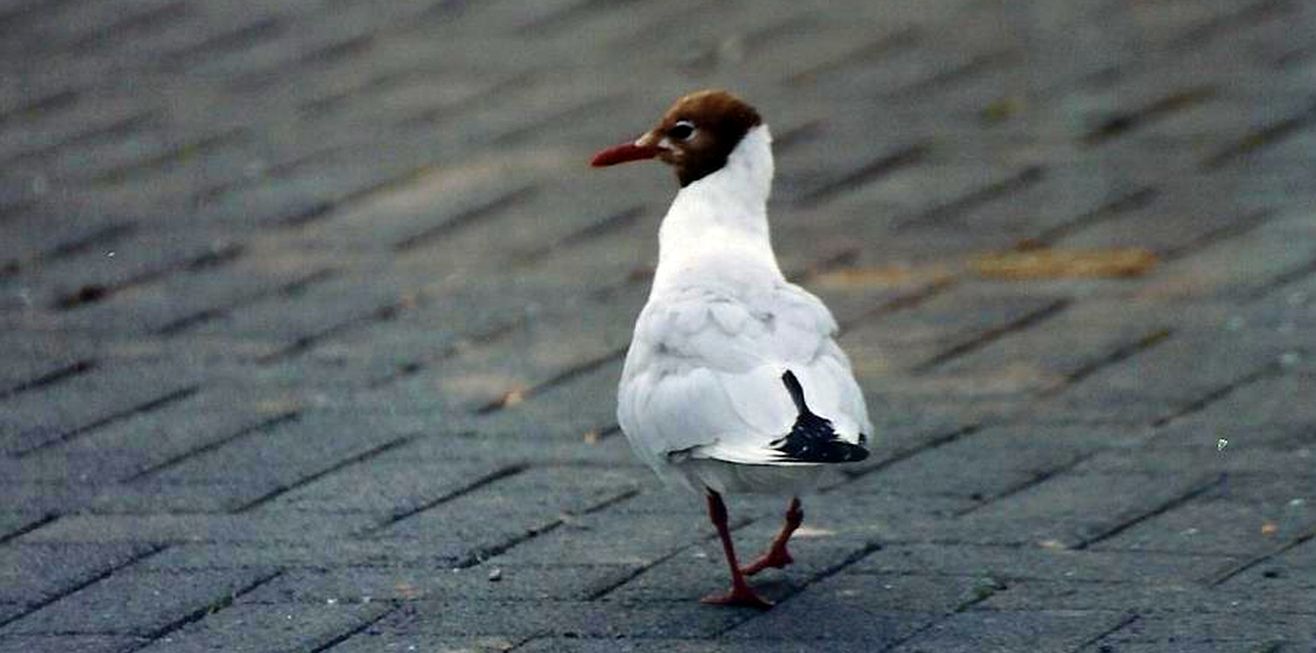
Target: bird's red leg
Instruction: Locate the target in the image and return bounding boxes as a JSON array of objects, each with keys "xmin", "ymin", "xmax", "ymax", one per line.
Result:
[
  {"xmin": 701, "ymin": 489, "xmax": 772, "ymax": 609},
  {"xmin": 742, "ymin": 496, "xmax": 803, "ymax": 576}
]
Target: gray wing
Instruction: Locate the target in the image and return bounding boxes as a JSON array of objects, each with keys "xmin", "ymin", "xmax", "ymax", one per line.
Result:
[{"xmin": 617, "ymin": 282, "xmax": 871, "ymax": 468}]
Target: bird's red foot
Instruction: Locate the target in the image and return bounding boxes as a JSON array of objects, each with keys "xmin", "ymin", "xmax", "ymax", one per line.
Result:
[
  {"xmin": 701, "ymin": 584, "xmax": 773, "ymax": 610},
  {"xmin": 741, "ymin": 545, "xmax": 793, "ymax": 577}
]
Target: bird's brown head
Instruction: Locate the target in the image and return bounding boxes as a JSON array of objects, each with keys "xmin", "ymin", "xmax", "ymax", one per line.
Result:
[{"xmin": 590, "ymin": 90, "xmax": 763, "ymax": 187}]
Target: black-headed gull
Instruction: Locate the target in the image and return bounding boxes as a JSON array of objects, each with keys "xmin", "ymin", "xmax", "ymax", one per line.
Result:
[{"xmin": 591, "ymin": 90, "xmax": 872, "ymax": 608}]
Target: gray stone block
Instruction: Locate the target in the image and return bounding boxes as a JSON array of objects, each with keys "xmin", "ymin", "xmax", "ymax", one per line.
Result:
[
  {"xmin": 1, "ymin": 569, "xmax": 276, "ymax": 636},
  {"xmin": 132, "ymin": 602, "xmax": 393, "ymax": 653},
  {"xmin": 888, "ymin": 609, "xmax": 1132, "ymax": 652}
]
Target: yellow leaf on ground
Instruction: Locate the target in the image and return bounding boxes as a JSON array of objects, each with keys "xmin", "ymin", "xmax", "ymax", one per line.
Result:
[
  {"xmin": 972, "ymin": 248, "xmax": 1158, "ymax": 280},
  {"xmin": 815, "ymin": 265, "xmax": 952, "ymax": 288}
]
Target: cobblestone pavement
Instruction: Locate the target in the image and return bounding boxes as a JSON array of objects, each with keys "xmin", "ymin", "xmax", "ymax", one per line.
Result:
[{"xmin": 2, "ymin": 0, "xmax": 1315, "ymax": 650}]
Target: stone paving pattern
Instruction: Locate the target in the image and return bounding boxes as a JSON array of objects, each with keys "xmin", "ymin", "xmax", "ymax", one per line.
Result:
[{"xmin": 2, "ymin": 0, "xmax": 1315, "ymax": 650}]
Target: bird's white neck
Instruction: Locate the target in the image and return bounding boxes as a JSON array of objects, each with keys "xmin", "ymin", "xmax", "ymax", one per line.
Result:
[{"xmin": 653, "ymin": 125, "xmax": 782, "ymax": 291}]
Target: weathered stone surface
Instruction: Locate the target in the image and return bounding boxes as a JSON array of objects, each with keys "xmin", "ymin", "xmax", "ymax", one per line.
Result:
[{"xmin": 2, "ymin": 0, "xmax": 1313, "ymax": 650}]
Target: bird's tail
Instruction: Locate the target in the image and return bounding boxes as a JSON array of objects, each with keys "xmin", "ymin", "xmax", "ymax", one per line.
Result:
[{"xmin": 768, "ymin": 371, "xmax": 868, "ymax": 463}]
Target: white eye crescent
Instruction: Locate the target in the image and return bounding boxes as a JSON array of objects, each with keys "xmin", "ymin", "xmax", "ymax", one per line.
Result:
[{"xmin": 667, "ymin": 120, "xmax": 696, "ymax": 141}]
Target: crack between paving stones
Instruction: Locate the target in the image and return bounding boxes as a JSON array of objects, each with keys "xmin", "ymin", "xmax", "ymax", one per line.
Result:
[
  {"xmin": 1151, "ymin": 362, "xmax": 1280, "ymax": 428},
  {"xmin": 911, "ymin": 298, "xmax": 1071, "ymax": 374},
  {"xmin": 132, "ymin": 570, "xmax": 283, "ymax": 646},
  {"xmin": 366, "ymin": 317, "xmax": 528, "ymax": 389},
  {"xmin": 1, "ymin": 222, "xmax": 137, "ymax": 278},
  {"xmin": 1023, "ymin": 186, "xmax": 1160, "ymax": 248},
  {"xmin": 276, "ymin": 160, "xmax": 456, "ymax": 228},
  {"xmin": 305, "ymin": 603, "xmax": 402, "ymax": 653},
  {"xmin": 13, "ymin": 386, "xmax": 201, "ymax": 458},
  {"xmin": 900, "ymin": 48, "xmax": 1021, "ymax": 97},
  {"xmin": 229, "ymin": 34, "xmax": 375, "ymax": 93},
  {"xmin": 395, "ymin": 70, "xmax": 540, "ymax": 129},
  {"xmin": 1073, "ymin": 473, "xmax": 1228, "ymax": 550},
  {"xmin": 1243, "ymin": 254, "xmax": 1316, "ymax": 303},
  {"xmin": 256, "ymin": 300, "xmax": 405, "ymax": 364},
  {"xmin": 0, "ymin": 544, "xmax": 172, "ymax": 630},
  {"xmin": 393, "ymin": 185, "xmax": 539, "ymax": 252},
  {"xmin": 124, "ymin": 411, "xmax": 302, "ymax": 483},
  {"xmin": 360, "ymin": 463, "xmax": 531, "ymax": 534},
  {"xmin": 0, "ymin": 513, "xmax": 59, "ymax": 546},
  {"xmin": 895, "ymin": 165, "xmax": 1045, "ymax": 231},
  {"xmin": 1160, "ymin": 208, "xmax": 1276, "ymax": 262},
  {"xmin": 837, "ymin": 276, "xmax": 958, "ymax": 333},
  {"xmin": 843, "ymin": 423, "xmax": 986, "ymax": 483},
  {"xmin": 785, "ymin": 27, "xmax": 923, "ymax": 85},
  {"xmin": 874, "ymin": 585, "xmax": 1006, "ymax": 652},
  {"xmin": 581, "ymin": 545, "xmax": 690, "ymax": 602},
  {"xmin": 954, "ymin": 451, "xmax": 1101, "ymax": 517},
  {"xmin": 1083, "ymin": 86, "xmax": 1216, "ymax": 145},
  {"xmin": 493, "ymin": 94, "xmax": 630, "ymax": 145},
  {"xmin": 52, "ymin": 243, "xmax": 246, "ymax": 310},
  {"xmin": 153, "ymin": 267, "xmax": 339, "ymax": 336},
  {"xmin": 2, "ymin": 112, "xmax": 158, "ymax": 167},
  {"xmin": 794, "ymin": 142, "xmax": 930, "ymax": 207},
  {"xmin": 477, "ymin": 347, "xmax": 626, "ymax": 415},
  {"xmin": 1169, "ymin": 0, "xmax": 1295, "ymax": 50},
  {"xmin": 159, "ymin": 17, "xmax": 286, "ymax": 66},
  {"xmin": 1043, "ymin": 328, "xmax": 1175, "ymax": 396},
  {"xmin": 89, "ymin": 127, "xmax": 250, "ymax": 184},
  {"xmin": 518, "ymin": 205, "xmax": 647, "ymax": 263},
  {"xmin": 454, "ymin": 488, "xmax": 642, "ymax": 569},
  {"xmin": 1071, "ymin": 612, "xmax": 1141, "ymax": 652},
  {"xmin": 0, "ymin": 359, "xmax": 97, "ymax": 400},
  {"xmin": 580, "ymin": 512, "xmax": 760, "ymax": 602},
  {"xmin": 234, "ymin": 434, "xmax": 422, "ymax": 512},
  {"xmin": 60, "ymin": 1, "xmax": 190, "ymax": 55},
  {"xmin": 1205, "ymin": 528, "xmax": 1316, "ymax": 587},
  {"xmin": 0, "ymin": 87, "xmax": 79, "ymax": 127},
  {"xmin": 1202, "ymin": 100, "xmax": 1316, "ymax": 169}
]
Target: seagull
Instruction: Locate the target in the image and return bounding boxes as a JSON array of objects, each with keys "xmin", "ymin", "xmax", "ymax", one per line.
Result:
[{"xmin": 591, "ymin": 90, "xmax": 872, "ymax": 609}]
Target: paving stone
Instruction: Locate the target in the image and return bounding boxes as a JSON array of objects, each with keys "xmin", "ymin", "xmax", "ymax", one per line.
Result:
[
  {"xmin": 0, "ymin": 635, "xmax": 144, "ymax": 653},
  {"xmin": 1, "ymin": 568, "xmax": 277, "ymax": 636},
  {"xmin": 850, "ymin": 543, "xmax": 1240, "ymax": 585},
  {"xmin": 237, "ymin": 565, "xmax": 641, "ymax": 605},
  {"xmin": 949, "ymin": 471, "xmax": 1223, "ymax": 548},
  {"xmin": 16, "ymin": 513, "xmax": 376, "ymax": 545},
  {"xmin": 326, "ymin": 632, "xmax": 522, "ymax": 653},
  {"xmin": 3, "ymin": 0, "xmax": 1315, "ymax": 648},
  {"xmin": 0, "ymin": 542, "xmax": 158, "ymax": 606},
  {"xmin": 0, "ymin": 513, "xmax": 50, "ymax": 542},
  {"xmin": 1100, "ymin": 611, "xmax": 1316, "ymax": 648},
  {"xmin": 513, "ymin": 639, "xmax": 893, "ymax": 653},
  {"xmin": 133, "ymin": 602, "xmax": 394, "ymax": 653},
  {"xmin": 1090, "ymin": 497, "xmax": 1316, "ymax": 556},
  {"xmin": 979, "ymin": 577, "xmax": 1316, "ymax": 615},
  {"xmin": 135, "ymin": 540, "xmax": 465, "ymax": 573},
  {"xmin": 341, "ymin": 600, "xmax": 749, "ymax": 641},
  {"xmin": 887, "ymin": 609, "xmax": 1132, "ymax": 652}
]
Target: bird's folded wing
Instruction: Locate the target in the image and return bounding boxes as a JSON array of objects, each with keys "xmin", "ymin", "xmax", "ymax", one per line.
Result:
[{"xmin": 618, "ymin": 283, "xmax": 870, "ymax": 466}]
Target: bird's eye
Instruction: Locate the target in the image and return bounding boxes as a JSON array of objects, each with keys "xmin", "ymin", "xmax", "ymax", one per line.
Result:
[{"xmin": 667, "ymin": 120, "xmax": 695, "ymax": 141}]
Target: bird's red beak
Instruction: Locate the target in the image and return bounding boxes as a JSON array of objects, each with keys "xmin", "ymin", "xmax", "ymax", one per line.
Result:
[{"xmin": 590, "ymin": 135, "xmax": 663, "ymax": 167}]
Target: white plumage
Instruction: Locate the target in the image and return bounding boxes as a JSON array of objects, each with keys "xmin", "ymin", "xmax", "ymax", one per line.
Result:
[{"xmin": 617, "ymin": 125, "xmax": 873, "ymax": 495}]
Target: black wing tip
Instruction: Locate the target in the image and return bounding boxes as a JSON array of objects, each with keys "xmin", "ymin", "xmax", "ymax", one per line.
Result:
[
  {"xmin": 769, "ymin": 411, "xmax": 869, "ymax": 463},
  {"xmin": 770, "ymin": 434, "xmax": 869, "ymax": 463},
  {"xmin": 781, "ymin": 370, "xmax": 808, "ymax": 414},
  {"xmin": 772, "ymin": 370, "xmax": 868, "ymax": 463}
]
